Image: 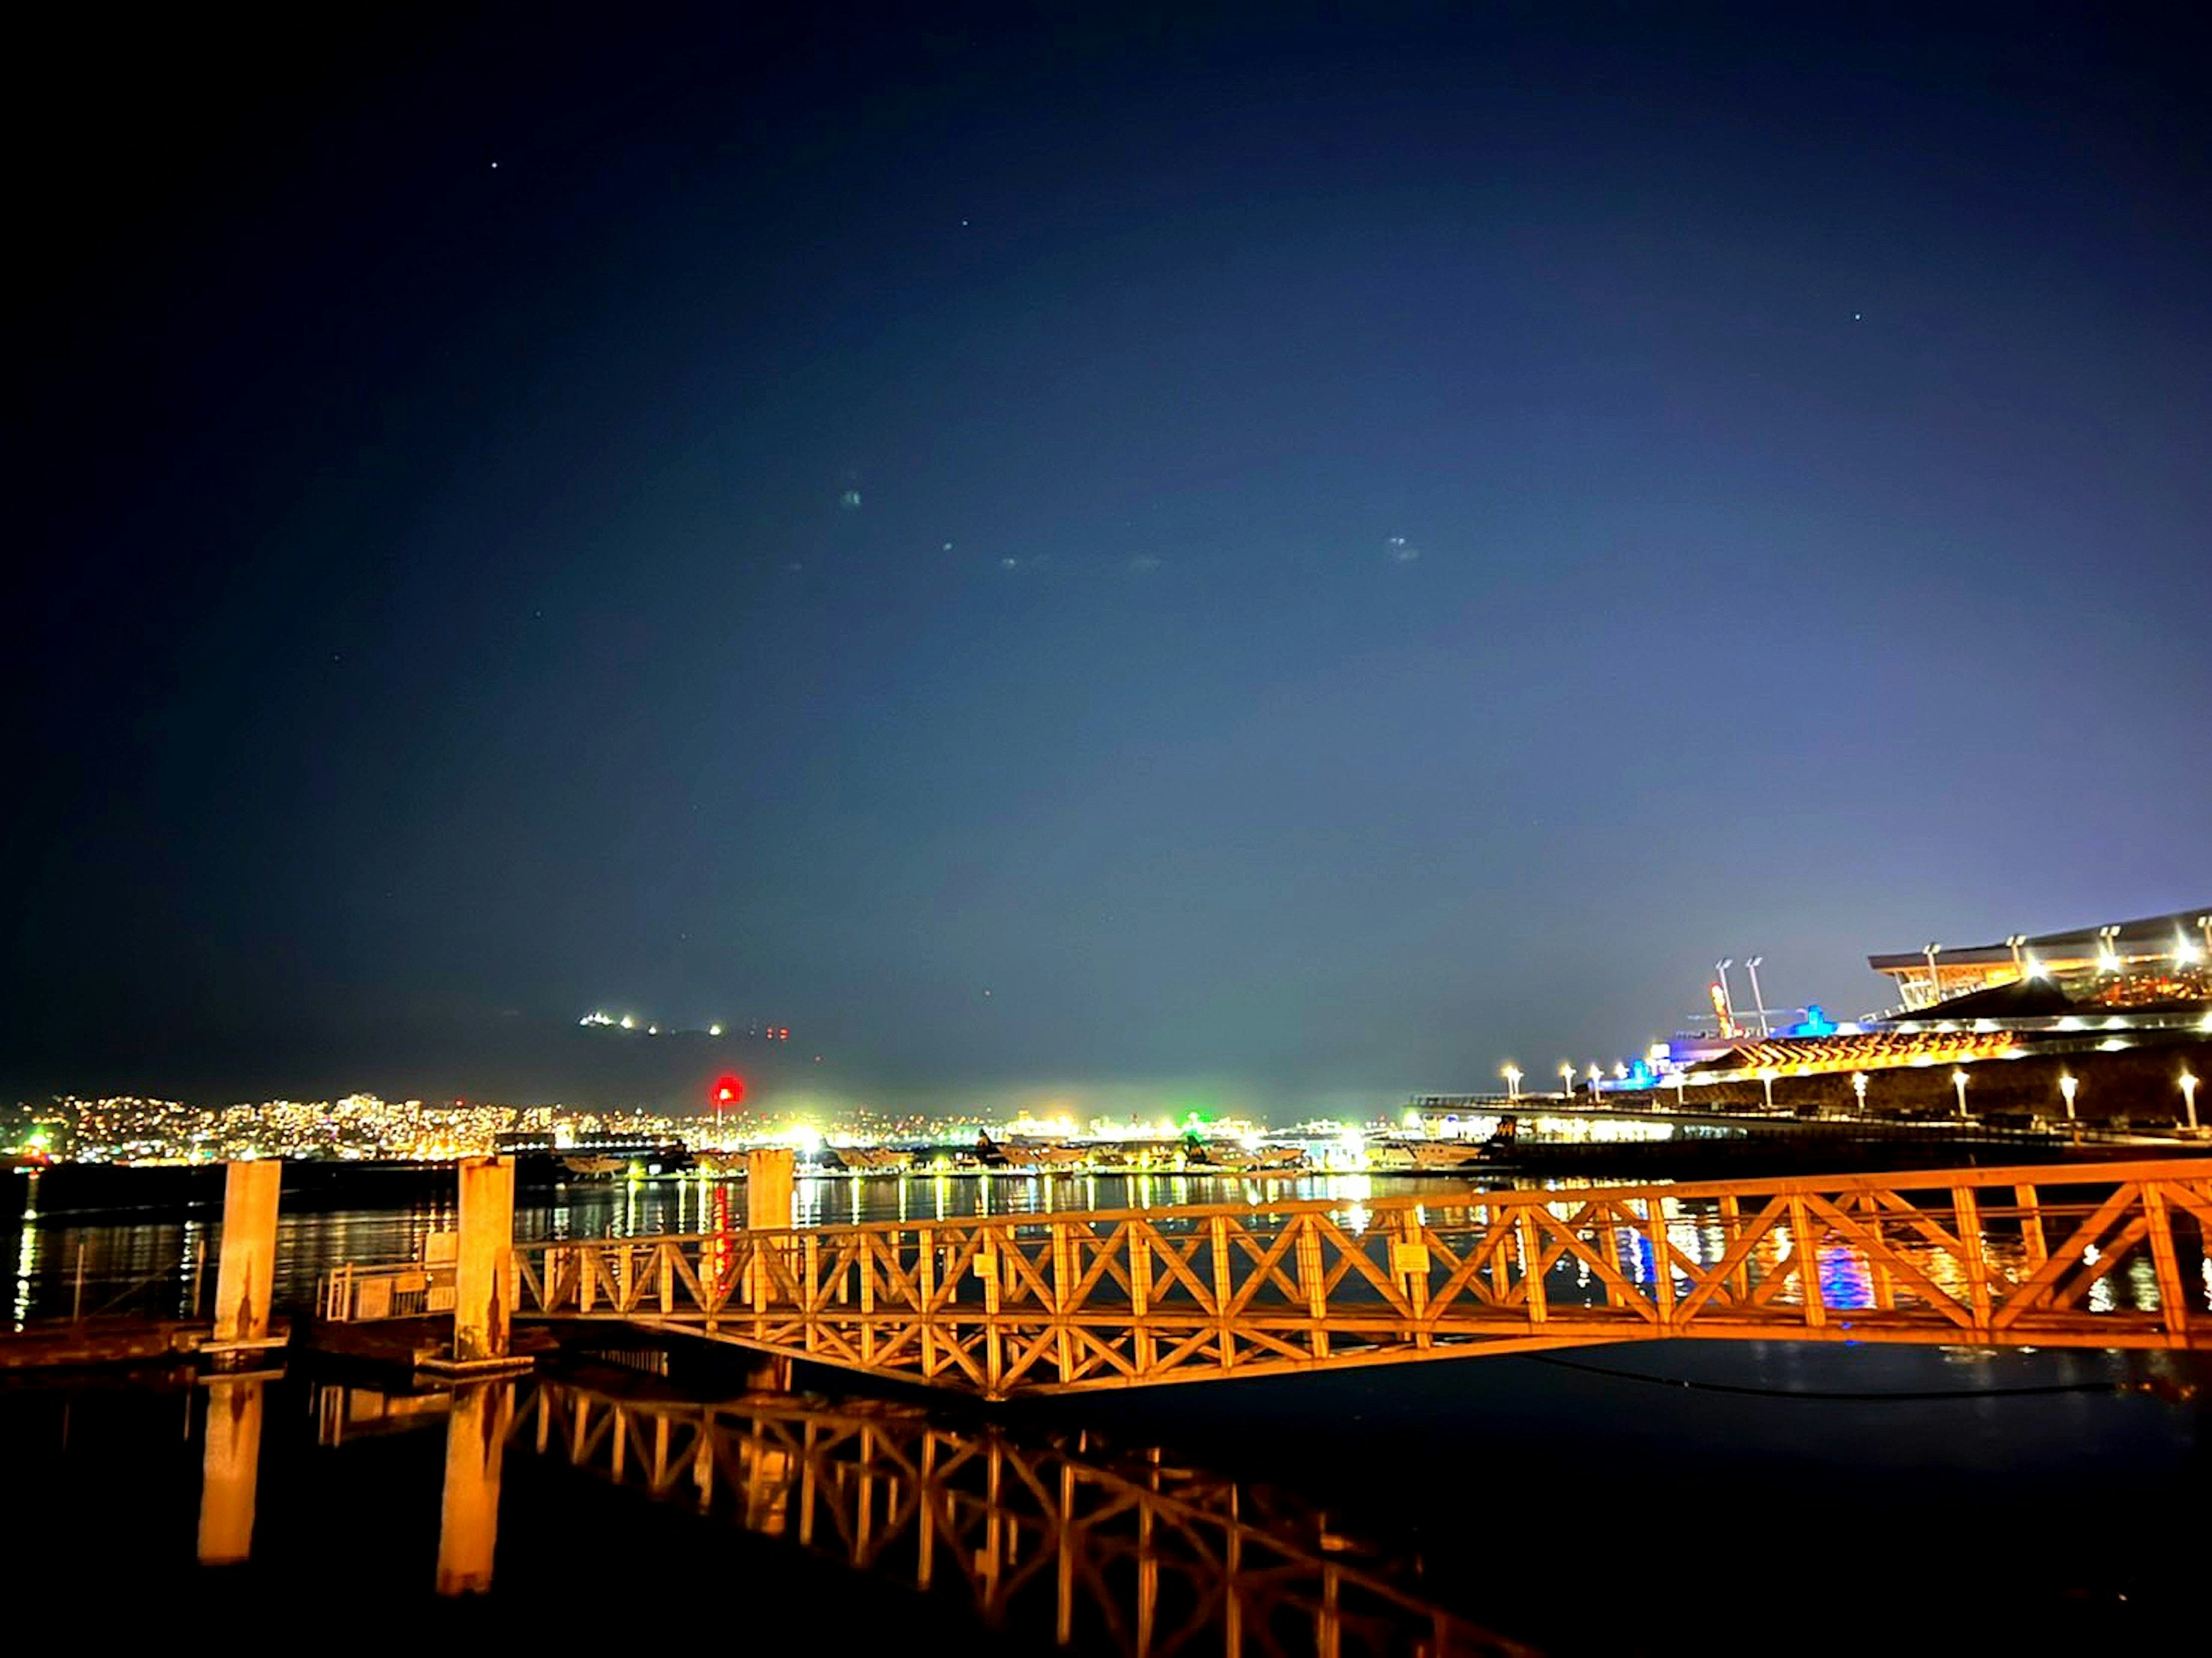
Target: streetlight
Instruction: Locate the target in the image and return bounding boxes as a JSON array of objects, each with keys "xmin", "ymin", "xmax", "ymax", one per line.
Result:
[
  {"xmin": 1745, "ymin": 956, "xmax": 1771, "ymax": 1037},
  {"xmin": 1673, "ymin": 1071, "xmax": 1689, "ymax": 1110},
  {"xmin": 1715, "ymin": 959, "xmax": 1737, "ymax": 1033},
  {"xmin": 2005, "ymin": 934, "xmax": 2027, "ymax": 978},
  {"xmin": 1758, "ymin": 1067, "xmax": 1777, "ymax": 1111},
  {"xmin": 1501, "ymin": 1064, "xmax": 1522, "ymax": 1101},
  {"xmin": 1586, "ymin": 1064, "xmax": 1603, "ymax": 1101},
  {"xmin": 1559, "ymin": 1062, "xmax": 1576, "ymax": 1100},
  {"xmin": 2059, "ymin": 1073, "xmax": 2078, "ymax": 1122},
  {"xmin": 1851, "ymin": 1072, "xmax": 1869, "ymax": 1115},
  {"xmin": 1922, "ymin": 942, "xmax": 1943, "ymax": 1011},
  {"xmin": 2181, "ymin": 1071, "xmax": 2200, "ymax": 1133},
  {"xmin": 1950, "ymin": 1067, "xmax": 1969, "ymax": 1120},
  {"xmin": 2096, "ymin": 924, "xmax": 2122, "ymax": 975}
]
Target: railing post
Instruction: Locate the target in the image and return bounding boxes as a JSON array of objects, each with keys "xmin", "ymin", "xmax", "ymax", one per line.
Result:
[
  {"xmin": 1297, "ymin": 1215, "xmax": 1330, "ymax": 1361},
  {"xmin": 979, "ymin": 1227, "xmax": 1004, "ymax": 1395},
  {"xmin": 918, "ymin": 1227, "xmax": 938, "ymax": 1380},
  {"xmin": 1392, "ymin": 1210, "xmax": 1431, "ymax": 1348},
  {"xmin": 1645, "ymin": 1196, "xmax": 1676, "ymax": 1331},
  {"xmin": 1130, "ymin": 1225, "xmax": 1156, "ymax": 1378},
  {"xmin": 2142, "ymin": 1182, "xmax": 2191, "ymax": 1341},
  {"xmin": 1051, "ymin": 1221, "xmax": 1074, "ymax": 1383},
  {"xmin": 860, "ymin": 1235, "xmax": 878, "ymax": 1367},
  {"xmin": 1515, "ymin": 1208, "xmax": 1548, "ymax": 1327},
  {"xmin": 1787, "ymin": 1192, "xmax": 1827, "ymax": 1328},
  {"xmin": 1952, "ymin": 1185, "xmax": 1992, "ymax": 1334},
  {"xmin": 1210, "ymin": 1215, "xmax": 1236, "ymax": 1369},
  {"xmin": 2014, "ymin": 1183, "xmax": 2048, "ymax": 1273}
]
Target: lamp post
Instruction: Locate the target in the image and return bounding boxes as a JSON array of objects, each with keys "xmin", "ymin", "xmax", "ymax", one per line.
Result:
[
  {"xmin": 1501, "ymin": 1064, "xmax": 1522, "ymax": 1102},
  {"xmin": 1758, "ymin": 1067, "xmax": 1777, "ymax": 1111},
  {"xmin": 1950, "ymin": 1067, "xmax": 1969, "ymax": 1120},
  {"xmin": 1745, "ymin": 956, "xmax": 1771, "ymax": 1037},
  {"xmin": 2181, "ymin": 1071, "xmax": 2200, "ymax": 1133},
  {"xmin": 1851, "ymin": 1072, "xmax": 1869, "ymax": 1116},
  {"xmin": 2005, "ymin": 934, "xmax": 2027, "ymax": 978},
  {"xmin": 1586, "ymin": 1064, "xmax": 1603, "ymax": 1102},
  {"xmin": 1673, "ymin": 1071, "xmax": 1688, "ymax": 1110},
  {"xmin": 1922, "ymin": 942, "xmax": 1943, "ymax": 1011},
  {"xmin": 2096, "ymin": 924, "xmax": 2122, "ymax": 975},
  {"xmin": 1715, "ymin": 959, "xmax": 1737, "ymax": 1034},
  {"xmin": 1559, "ymin": 1062, "xmax": 1576, "ymax": 1101},
  {"xmin": 2059, "ymin": 1073, "xmax": 2078, "ymax": 1122}
]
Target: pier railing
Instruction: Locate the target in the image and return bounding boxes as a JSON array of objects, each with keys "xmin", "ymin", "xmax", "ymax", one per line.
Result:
[{"xmin": 503, "ymin": 1157, "xmax": 2212, "ymax": 1397}]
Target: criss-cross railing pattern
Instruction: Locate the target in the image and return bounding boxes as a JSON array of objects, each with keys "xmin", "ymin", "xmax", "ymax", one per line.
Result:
[
  {"xmin": 514, "ymin": 1379, "xmax": 1524, "ymax": 1657},
  {"xmin": 509, "ymin": 1158, "xmax": 2212, "ymax": 1397}
]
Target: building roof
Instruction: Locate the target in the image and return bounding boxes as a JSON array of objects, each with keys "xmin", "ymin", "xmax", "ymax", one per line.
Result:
[{"xmin": 1868, "ymin": 906, "xmax": 2209, "ymax": 972}]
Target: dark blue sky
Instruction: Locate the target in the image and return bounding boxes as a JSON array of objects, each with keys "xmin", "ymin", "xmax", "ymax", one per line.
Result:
[{"xmin": 10, "ymin": 5, "xmax": 2208, "ymax": 1117}]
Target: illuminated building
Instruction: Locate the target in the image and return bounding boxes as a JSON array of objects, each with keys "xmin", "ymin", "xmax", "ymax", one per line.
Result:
[{"xmin": 1869, "ymin": 908, "xmax": 2210, "ymax": 1012}]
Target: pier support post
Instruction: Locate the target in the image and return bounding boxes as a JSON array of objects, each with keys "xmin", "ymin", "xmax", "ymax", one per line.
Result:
[
  {"xmin": 454, "ymin": 1156, "xmax": 516, "ymax": 1364},
  {"xmin": 435, "ymin": 1380, "xmax": 514, "ymax": 1594},
  {"xmin": 211, "ymin": 1159, "xmax": 281, "ymax": 1346},
  {"xmin": 197, "ymin": 1376, "xmax": 267, "ymax": 1565},
  {"xmin": 746, "ymin": 1147, "xmax": 796, "ymax": 1231}
]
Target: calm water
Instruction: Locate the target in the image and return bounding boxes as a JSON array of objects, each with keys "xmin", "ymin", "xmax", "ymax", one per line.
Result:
[
  {"xmin": 3, "ymin": 1172, "xmax": 2205, "ymax": 1651},
  {"xmin": 0, "ymin": 1341, "xmax": 2199, "ymax": 1651}
]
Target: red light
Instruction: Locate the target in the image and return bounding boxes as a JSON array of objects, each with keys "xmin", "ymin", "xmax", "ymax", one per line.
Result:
[{"xmin": 713, "ymin": 1075, "xmax": 744, "ymax": 1106}]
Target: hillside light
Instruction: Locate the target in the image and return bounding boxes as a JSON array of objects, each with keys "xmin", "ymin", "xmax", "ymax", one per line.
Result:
[
  {"xmin": 1951, "ymin": 1068, "xmax": 1969, "ymax": 1119},
  {"xmin": 2059, "ymin": 1073, "xmax": 2079, "ymax": 1122},
  {"xmin": 2182, "ymin": 1071, "xmax": 2200, "ymax": 1133}
]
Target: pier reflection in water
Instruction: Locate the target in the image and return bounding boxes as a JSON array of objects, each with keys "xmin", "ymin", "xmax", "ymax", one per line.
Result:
[
  {"xmin": 197, "ymin": 1374, "xmax": 264, "ymax": 1566},
  {"xmin": 343, "ymin": 1371, "xmax": 1514, "ymax": 1652}
]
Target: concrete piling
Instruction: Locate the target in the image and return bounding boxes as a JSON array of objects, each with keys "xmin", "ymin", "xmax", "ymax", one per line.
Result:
[
  {"xmin": 453, "ymin": 1156, "xmax": 516, "ymax": 1364},
  {"xmin": 211, "ymin": 1160, "xmax": 281, "ymax": 1346}
]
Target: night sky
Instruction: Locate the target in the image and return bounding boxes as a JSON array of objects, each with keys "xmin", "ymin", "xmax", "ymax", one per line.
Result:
[{"xmin": 10, "ymin": 5, "xmax": 2209, "ymax": 1118}]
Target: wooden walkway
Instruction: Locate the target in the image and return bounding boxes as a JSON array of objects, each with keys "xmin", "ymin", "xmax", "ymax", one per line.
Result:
[{"xmin": 508, "ymin": 1158, "xmax": 2212, "ymax": 1399}]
